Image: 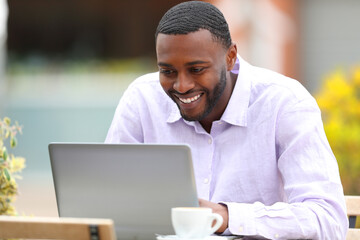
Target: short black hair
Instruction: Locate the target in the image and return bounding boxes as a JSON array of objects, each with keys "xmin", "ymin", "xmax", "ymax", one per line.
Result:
[{"xmin": 155, "ymin": 1, "xmax": 232, "ymax": 49}]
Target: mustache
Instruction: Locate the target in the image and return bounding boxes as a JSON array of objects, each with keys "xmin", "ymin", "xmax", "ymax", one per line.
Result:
[{"xmin": 168, "ymin": 89, "xmax": 207, "ymax": 96}]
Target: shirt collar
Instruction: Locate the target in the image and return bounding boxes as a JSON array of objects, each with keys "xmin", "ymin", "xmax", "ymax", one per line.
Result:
[
  {"xmin": 167, "ymin": 104, "xmax": 182, "ymax": 123},
  {"xmin": 220, "ymin": 55, "xmax": 250, "ymax": 127},
  {"xmin": 166, "ymin": 55, "xmax": 251, "ymax": 127}
]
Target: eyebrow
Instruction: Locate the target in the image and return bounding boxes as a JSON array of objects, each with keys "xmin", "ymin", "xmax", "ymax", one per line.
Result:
[
  {"xmin": 157, "ymin": 62, "xmax": 173, "ymax": 67},
  {"xmin": 157, "ymin": 60, "xmax": 210, "ymax": 67},
  {"xmin": 185, "ymin": 60, "xmax": 210, "ymax": 66}
]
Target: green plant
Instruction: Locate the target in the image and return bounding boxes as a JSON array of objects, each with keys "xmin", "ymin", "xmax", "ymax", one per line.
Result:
[
  {"xmin": 0, "ymin": 117, "xmax": 26, "ymax": 215},
  {"xmin": 316, "ymin": 67, "xmax": 360, "ymax": 195}
]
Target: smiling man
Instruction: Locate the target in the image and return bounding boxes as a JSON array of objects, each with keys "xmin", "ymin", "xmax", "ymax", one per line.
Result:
[
  {"xmin": 156, "ymin": 29, "xmax": 237, "ymax": 132},
  {"xmin": 106, "ymin": 1, "xmax": 348, "ymax": 239}
]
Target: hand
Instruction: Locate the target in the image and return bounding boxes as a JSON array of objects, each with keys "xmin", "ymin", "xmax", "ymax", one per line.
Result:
[{"xmin": 198, "ymin": 198, "xmax": 228, "ymax": 233}]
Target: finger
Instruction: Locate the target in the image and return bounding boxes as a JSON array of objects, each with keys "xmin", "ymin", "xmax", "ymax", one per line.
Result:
[{"xmin": 198, "ymin": 198, "xmax": 205, "ymax": 206}]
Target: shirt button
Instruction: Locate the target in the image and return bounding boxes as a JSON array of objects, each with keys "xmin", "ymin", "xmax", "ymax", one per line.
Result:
[
  {"xmin": 203, "ymin": 178, "xmax": 209, "ymax": 184},
  {"xmin": 208, "ymin": 138, "xmax": 212, "ymax": 144},
  {"xmin": 238, "ymin": 226, "xmax": 243, "ymax": 233}
]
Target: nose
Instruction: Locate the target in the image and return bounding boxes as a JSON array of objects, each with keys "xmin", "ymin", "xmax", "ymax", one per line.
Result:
[{"xmin": 173, "ymin": 72, "xmax": 195, "ymax": 94}]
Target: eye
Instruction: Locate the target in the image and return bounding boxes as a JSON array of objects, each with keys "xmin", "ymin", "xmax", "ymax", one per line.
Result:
[
  {"xmin": 159, "ymin": 68, "xmax": 176, "ymax": 76},
  {"xmin": 190, "ymin": 67, "xmax": 205, "ymax": 74}
]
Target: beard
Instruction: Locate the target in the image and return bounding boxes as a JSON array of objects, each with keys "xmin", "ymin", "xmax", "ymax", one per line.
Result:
[{"xmin": 172, "ymin": 68, "xmax": 227, "ymax": 122}]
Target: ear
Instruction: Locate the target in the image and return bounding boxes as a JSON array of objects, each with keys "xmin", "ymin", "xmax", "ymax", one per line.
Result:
[{"xmin": 226, "ymin": 43, "xmax": 237, "ymax": 71}]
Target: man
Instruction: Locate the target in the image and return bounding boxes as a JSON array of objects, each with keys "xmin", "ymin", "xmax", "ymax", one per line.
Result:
[{"xmin": 106, "ymin": 1, "xmax": 348, "ymax": 239}]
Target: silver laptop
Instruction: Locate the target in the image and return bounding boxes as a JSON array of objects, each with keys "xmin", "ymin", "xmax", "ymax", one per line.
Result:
[{"xmin": 49, "ymin": 143, "xmax": 199, "ymax": 240}]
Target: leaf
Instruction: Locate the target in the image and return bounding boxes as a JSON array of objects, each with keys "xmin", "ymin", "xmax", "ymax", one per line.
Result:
[
  {"xmin": 10, "ymin": 137, "xmax": 17, "ymax": 148},
  {"xmin": 3, "ymin": 148, "xmax": 8, "ymax": 161},
  {"xmin": 3, "ymin": 168, "xmax": 11, "ymax": 181},
  {"xmin": 3, "ymin": 117, "xmax": 11, "ymax": 126},
  {"xmin": 4, "ymin": 130, "xmax": 10, "ymax": 139}
]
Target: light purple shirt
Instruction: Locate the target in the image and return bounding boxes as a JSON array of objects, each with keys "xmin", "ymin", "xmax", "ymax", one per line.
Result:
[{"xmin": 106, "ymin": 56, "xmax": 348, "ymax": 239}]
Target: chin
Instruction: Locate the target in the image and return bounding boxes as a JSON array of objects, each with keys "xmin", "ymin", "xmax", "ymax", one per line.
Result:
[{"xmin": 180, "ymin": 110, "xmax": 207, "ymax": 122}]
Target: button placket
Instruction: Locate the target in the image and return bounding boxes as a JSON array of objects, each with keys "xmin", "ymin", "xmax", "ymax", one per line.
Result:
[{"xmin": 204, "ymin": 134, "xmax": 213, "ymax": 198}]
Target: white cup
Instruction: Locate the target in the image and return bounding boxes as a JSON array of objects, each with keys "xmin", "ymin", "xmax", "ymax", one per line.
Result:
[{"xmin": 171, "ymin": 207, "xmax": 223, "ymax": 239}]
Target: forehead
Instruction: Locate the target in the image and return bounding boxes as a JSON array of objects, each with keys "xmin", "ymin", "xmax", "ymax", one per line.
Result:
[{"xmin": 156, "ymin": 29, "xmax": 226, "ymax": 64}]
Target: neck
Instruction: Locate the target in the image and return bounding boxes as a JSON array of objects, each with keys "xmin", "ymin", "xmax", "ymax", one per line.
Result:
[{"xmin": 199, "ymin": 72, "xmax": 237, "ymax": 133}]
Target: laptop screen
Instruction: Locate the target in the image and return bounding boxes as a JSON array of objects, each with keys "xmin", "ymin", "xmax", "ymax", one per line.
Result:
[{"xmin": 49, "ymin": 143, "xmax": 199, "ymax": 240}]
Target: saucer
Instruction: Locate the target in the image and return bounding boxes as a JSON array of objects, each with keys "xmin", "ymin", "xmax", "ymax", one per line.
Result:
[{"xmin": 156, "ymin": 235, "xmax": 235, "ymax": 240}]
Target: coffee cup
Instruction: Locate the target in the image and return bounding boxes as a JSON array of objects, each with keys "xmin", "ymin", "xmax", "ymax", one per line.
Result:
[{"xmin": 171, "ymin": 207, "xmax": 223, "ymax": 239}]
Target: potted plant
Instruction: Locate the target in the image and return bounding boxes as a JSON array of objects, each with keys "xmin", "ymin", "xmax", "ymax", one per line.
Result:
[
  {"xmin": 0, "ymin": 117, "xmax": 26, "ymax": 215},
  {"xmin": 316, "ymin": 67, "xmax": 360, "ymax": 195}
]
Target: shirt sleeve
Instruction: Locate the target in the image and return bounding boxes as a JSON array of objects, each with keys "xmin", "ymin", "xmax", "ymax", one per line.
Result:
[
  {"xmin": 105, "ymin": 83, "xmax": 144, "ymax": 143},
  {"xmin": 222, "ymin": 97, "xmax": 348, "ymax": 240}
]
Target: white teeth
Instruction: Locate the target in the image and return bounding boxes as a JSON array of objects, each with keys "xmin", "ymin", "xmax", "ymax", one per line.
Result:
[{"xmin": 179, "ymin": 94, "xmax": 201, "ymax": 104}]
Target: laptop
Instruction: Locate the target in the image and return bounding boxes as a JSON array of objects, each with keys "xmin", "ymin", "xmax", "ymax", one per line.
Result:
[{"xmin": 48, "ymin": 143, "xmax": 199, "ymax": 240}]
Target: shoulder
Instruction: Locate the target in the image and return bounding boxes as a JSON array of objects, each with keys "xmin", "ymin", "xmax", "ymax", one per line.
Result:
[
  {"xmin": 121, "ymin": 71, "xmax": 172, "ymax": 106},
  {"xmin": 247, "ymin": 64, "xmax": 315, "ymax": 107},
  {"xmin": 123, "ymin": 72, "xmax": 162, "ymax": 96},
  {"xmin": 127, "ymin": 72, "xmax": 161, "ymax": 91}
]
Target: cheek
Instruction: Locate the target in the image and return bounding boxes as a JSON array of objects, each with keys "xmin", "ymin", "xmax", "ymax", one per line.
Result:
[
  {"xmin": 199, "ymin": 73, "xmax": 220, "ymax": 90},
  {"xmin": 159, "ymin": 78, "xmax": 173, "ymax": 92}
]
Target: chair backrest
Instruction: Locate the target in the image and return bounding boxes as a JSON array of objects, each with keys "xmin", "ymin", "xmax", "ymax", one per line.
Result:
[
  {"xmin": 0, "ymin": 216, "xmax": 116, "ymax": 240},
  {"xmin": 345, "ymin": 195, "xmax": 360, "ymax": 240}
]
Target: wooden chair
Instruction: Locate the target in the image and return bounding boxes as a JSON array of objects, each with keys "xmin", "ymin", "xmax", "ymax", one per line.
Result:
[
  {"xmin": 0, "ymin": 216, "xmax": 117, "ymax": 240},
  {"xmin": 345, "ymin": 195, "xmax": 360, "ymax": 240}
]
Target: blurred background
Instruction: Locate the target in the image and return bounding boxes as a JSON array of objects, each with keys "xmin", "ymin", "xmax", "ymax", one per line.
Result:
[{"xmin": 0, "ymin": 0, "xmax": 359, "ymax": 216}]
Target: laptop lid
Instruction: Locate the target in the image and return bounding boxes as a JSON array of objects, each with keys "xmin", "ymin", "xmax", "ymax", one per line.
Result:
[{"xmin": 48, "ymin": 143, "xmax": 199, "ymax": 240}]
